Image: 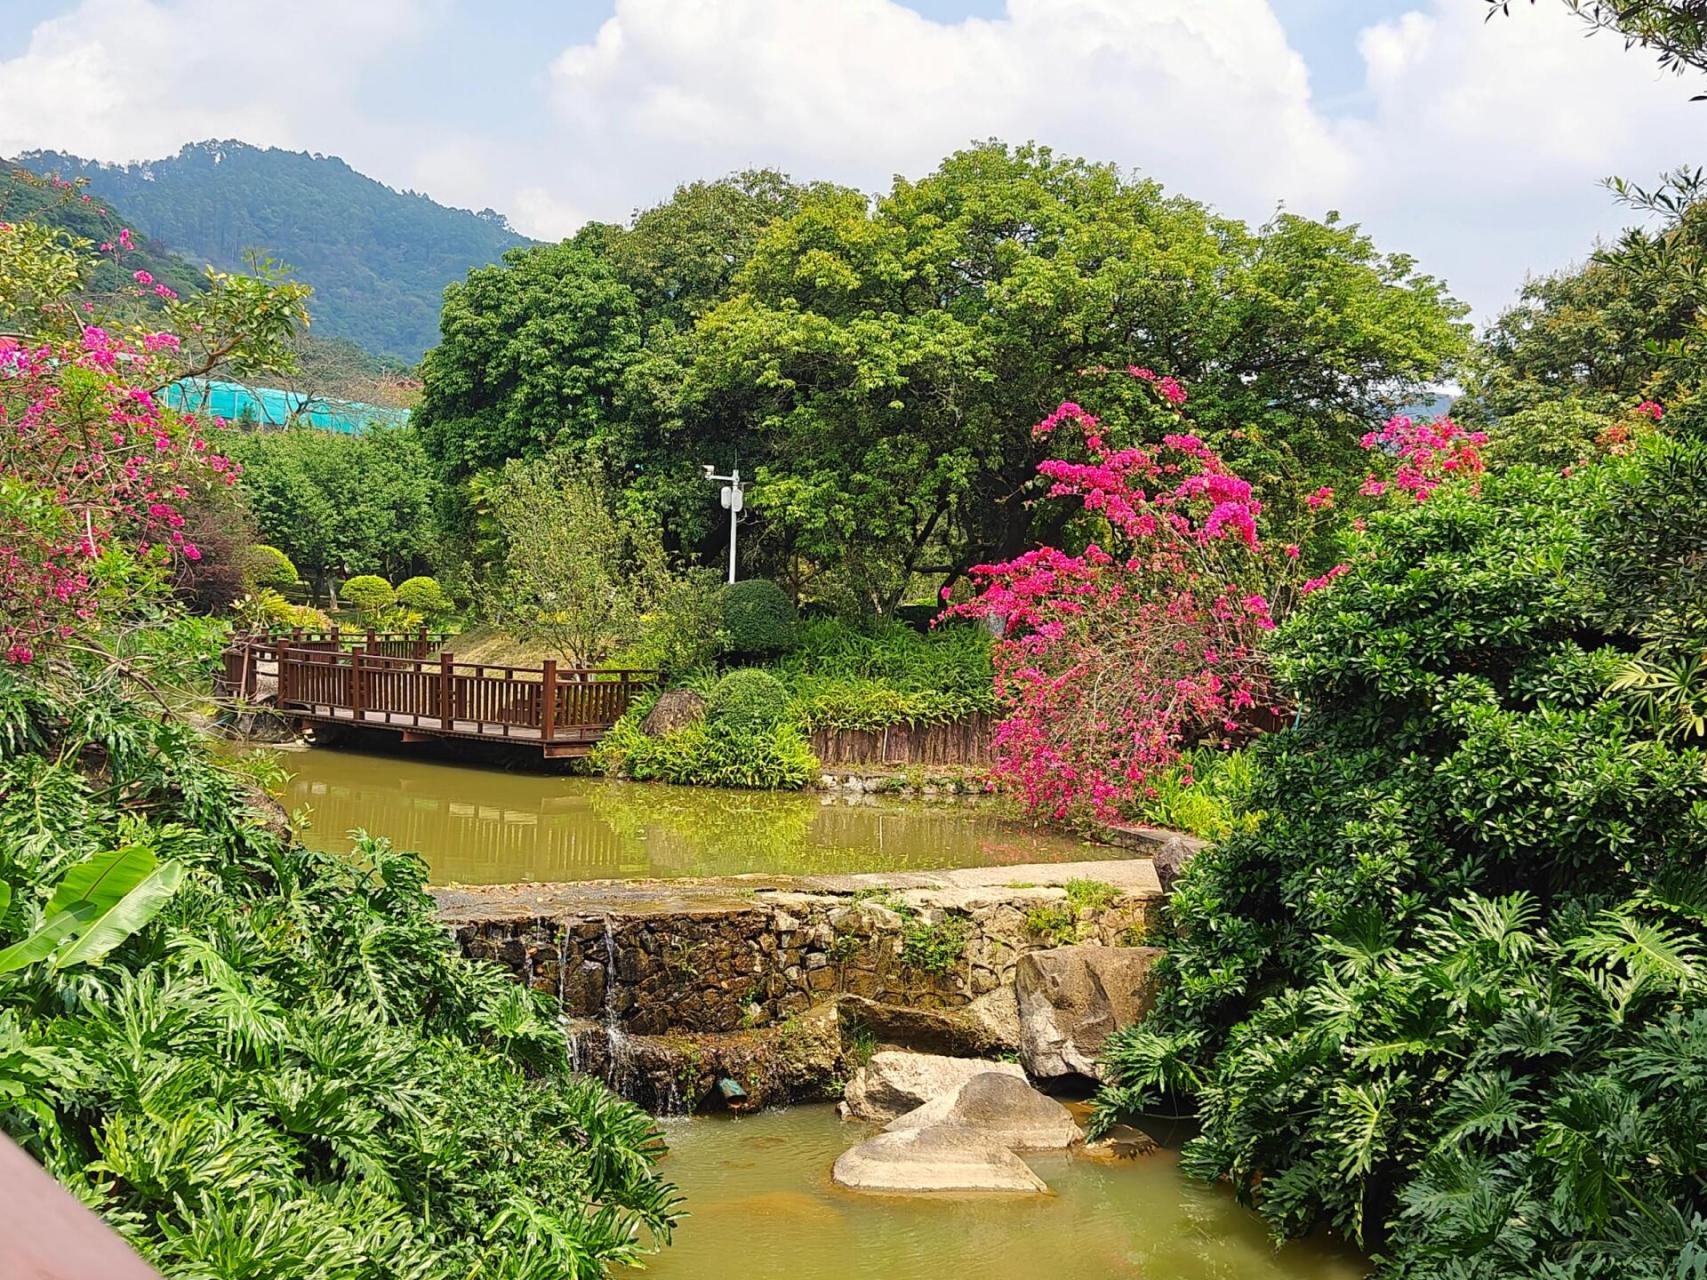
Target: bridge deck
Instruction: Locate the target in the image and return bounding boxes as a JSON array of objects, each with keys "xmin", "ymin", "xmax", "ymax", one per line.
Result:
[{"xmin": 220, "ymin": 632, "xmax": 653, "ymax": 757}]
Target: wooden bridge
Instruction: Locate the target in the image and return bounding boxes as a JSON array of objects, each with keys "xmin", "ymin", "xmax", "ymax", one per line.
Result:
[{"xmin": 219, "ymin": 629, "xmax": 654, "ymax": 758}]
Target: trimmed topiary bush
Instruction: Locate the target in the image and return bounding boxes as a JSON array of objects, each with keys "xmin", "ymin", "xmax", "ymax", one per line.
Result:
[
  {"xmin": 395, "ymin": 574, "xmax": 454, "ymax": 615},
  {"xmin": 340, "ymin": 574, "xmax": 396, "ymax": 614},
  {"xmin": 246, "ymin": 544, "xmax": 298, "ymax": 588},
  {"xmin": 707, "ymin": 668, "xmax": 791, "ymax": 734},
  {"xmin": 721, "ymin": 578, "xmax": 796, "ymax": 657}
]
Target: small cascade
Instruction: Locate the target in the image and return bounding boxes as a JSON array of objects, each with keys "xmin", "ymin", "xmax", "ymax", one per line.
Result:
[{"xmin": 600, "ymin": 914, "xmax": 639, "ymax": 1100}]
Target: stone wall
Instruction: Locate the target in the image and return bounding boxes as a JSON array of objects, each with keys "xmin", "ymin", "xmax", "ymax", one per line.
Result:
[{"xmin": 437, "ymin": 860, "xmax": 1161, "ymax": 1112}]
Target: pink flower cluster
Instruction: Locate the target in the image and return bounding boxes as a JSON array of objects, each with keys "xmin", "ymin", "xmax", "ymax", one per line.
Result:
[
  {"xmin": 0, "ymin": 328, "xmax": 236, "ymax": 661},
  {"xmin": 949, "ymin": 374, "xmax": 1283, "ymax": 819},
  {"xmin": 1358, "ymin": 414, "xmax": 1487, "ymax": 502}
]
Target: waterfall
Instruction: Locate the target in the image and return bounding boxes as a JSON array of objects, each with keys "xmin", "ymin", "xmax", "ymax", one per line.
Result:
[{"xmin": 601, "ymin": 914, "xmax": 636, "ymax": 1098}]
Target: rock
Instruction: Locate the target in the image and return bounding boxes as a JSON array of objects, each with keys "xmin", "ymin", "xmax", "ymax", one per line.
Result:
[
  {"xmin": 1152, "ymin": 834, "xmax": 1203, "ymax": 895},
  {"xmin": 831, "ymin": 1126, "xmax": 1046, "ymax": 1194},
  {"xmin": 885, "ymin": 1072, "xmax": 1082, "ymax": 1151},
  {"xmin": 640, "ymin": 688, "xmax": 707, "ymax": 737},
  {"xmin": 1015, "ymin": 945, "xmax": 1165, "ymax": 1081},
  {"xmin": 840, "ymin": 1050, "xmax": 1026, "ymax": 1123},
  {"xmin": 1083, "ymin": 1123, "xmax": 1161, "ymax": 1163},
  {"xmin": 837, "ymin": 996, "xmax": 1013, "ymax": 1059}
]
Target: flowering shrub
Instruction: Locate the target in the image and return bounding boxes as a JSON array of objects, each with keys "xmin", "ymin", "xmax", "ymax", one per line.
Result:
[
  {"xmin": 0, "ymin": 330, "xmax": 239, "ymax": 662},
  {"xmin": 949, "ymin": 374, "xmax": 1285, "ymax": 818},
  {"xmin": 0, "ymin": 202, "xmax": 308, "ymax": 664}
]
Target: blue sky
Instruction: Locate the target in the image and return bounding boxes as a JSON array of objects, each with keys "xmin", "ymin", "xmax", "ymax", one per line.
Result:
[{"xmin": 0, "ymin": 1, "xmax": 1699, "ymax": 323}]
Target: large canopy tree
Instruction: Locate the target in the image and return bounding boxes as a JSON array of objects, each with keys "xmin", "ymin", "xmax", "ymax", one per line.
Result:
[
  {"xmin": 415, "ymin": 143, "xmax": 1467, "ymax": 613},
  {"xmin": 686, "ymin": 143, "xmax": 1466, "ymax": 609}
]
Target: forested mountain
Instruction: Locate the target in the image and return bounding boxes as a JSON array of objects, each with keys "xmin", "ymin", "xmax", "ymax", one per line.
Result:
[{"xmin": 18, "ymin": 141, "xmax": 536, "ymax": 361}]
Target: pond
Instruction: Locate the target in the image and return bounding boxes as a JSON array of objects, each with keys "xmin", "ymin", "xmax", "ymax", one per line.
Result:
[
  {"xmin": 278, "ymin": 747, "xmax": 1118, "ymax": 884},
  {"xmin": 641, "ymin": 1105, "xmax": 1365, "ymax": 1280}
]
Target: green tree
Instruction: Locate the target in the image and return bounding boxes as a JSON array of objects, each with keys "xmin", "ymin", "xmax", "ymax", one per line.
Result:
[
  {"xmin": 415, "ymin": 240, "xmax": 640, "ymax": 482},
  {"xmin": 483, "ymin": 453, "xmax": 667, "ymax": 663},
  {"xmin": 686, "ymin": 142, "xmax": 1466, "ymax": 609},
  {"xmin": 229, "ymin": 425, "xmax": 438, "ymax": 601}
]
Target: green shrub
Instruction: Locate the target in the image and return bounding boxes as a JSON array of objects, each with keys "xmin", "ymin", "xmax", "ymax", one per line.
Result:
[
  {"xmin": 394, "ymin": 574, "xmax": 454, "ymax": 615},
  {"xmin": 1095, "ymin": 455, "xmax": 1707, "ymax": 1274},
  {"xmin": 778, "ymin": 618, "xmax": 995, "ymax": 730},
  {"xmin": 246, "ymin": 543, "xmax": 298, "ymax": 588},
  {"xmin": 721, "ymin": 578, "xmax": 796, "ymax": 657},
  {"xmin": 592, "ymin": 692, "xmax": 819, "ymax": 790},
  {"xmin": 898, "ymin": 911, "xmax": 971, "ymax": 976},
  {"xmin": 340, "ymin": 573, "xmax": 395, "ymax": 613},
  {"xmin": 707, "ymin": 668, "xmax": 791, "ymax": 734}
]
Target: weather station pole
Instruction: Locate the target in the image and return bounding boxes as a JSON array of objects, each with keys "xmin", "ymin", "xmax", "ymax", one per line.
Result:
[{"xmin": 702, "ymin": 464, "xmax": 746, "ymax": 584}]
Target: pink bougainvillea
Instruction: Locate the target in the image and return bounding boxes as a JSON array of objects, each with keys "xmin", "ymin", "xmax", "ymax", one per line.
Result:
[
  {"xmin": 947, "ymin": 372, "xmax": 1284, "ymax": 819},
  {"xmin": 0, "ymin": 325, "xmax": 238, "ymax": 661},
  {"xmin": 1358, "ymin": 414, "xmax": 1487, "ymax": 502}
]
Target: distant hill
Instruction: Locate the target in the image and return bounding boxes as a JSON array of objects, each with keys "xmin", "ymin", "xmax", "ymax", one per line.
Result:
[{"xmin": 18, "ymin": 141, "xmax": 538, "ymax": 362}]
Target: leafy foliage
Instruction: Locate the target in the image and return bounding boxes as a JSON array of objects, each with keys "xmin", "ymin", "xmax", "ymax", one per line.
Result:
[
  {"xmin": 720, "ymin": 578, "xmax": 797, "ymax": 658},
  {"xmin": 777, "ymin": 617, "xmax": 995, "ymax": 731},
  {"xmin": 1095, "ymin": 447, "xmax": 1707, "ymax": 1276},
  {"xmin": 394, "ymin": 575, "xmax": 453, "ymax": 616},
  {"xmin": 591, "ymin": 690, "xmax": 820, "ymax": 790},
  {"xmin": 228, "ymin": 425, "xmax": 439, "ymax": 596},
  {"xmin": 0, "ymin": 667, "xmax": 680, "ymax": 1277},
  {"xmin": 340, "ymin": 574, "xmax": 396, "ymax": 614},
  {"xmin": 246, "ymin": 544, "xmax": 299, "ymax": 589},
  {"xmin": 706, "ymin": 668, "xmax": 791, "ymax": 735}
]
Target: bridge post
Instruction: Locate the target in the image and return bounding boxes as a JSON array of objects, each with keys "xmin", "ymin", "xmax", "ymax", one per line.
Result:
[
  {"xmin": 416, "ymin": 624, "xmax": 429, "ymax": 659},
  {"xmin": 540, "ymin": 659, "xmax": 558, "ymax": 743},
  {"xmin": 440, "ymin": 652, "xmax": 453, "ymax": 730},
  {"xmin": 366, "ymin": 627, "xmax": 377, "ymax": 653},
  {"xmin": 350, "ymin": 648, "xmax": 364, "ymax": 720}
]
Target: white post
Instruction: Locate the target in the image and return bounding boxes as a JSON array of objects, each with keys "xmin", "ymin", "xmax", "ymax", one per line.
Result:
[
  {"xmin": 705, "ymin": 464, "xmax": 747, "ymax": 585},
  {"xmin": 727, "ymin": 467, "xmax": 740, "ymax": 584}
]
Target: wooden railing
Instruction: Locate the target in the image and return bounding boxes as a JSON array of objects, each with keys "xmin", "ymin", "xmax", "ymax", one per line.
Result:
[{"xmin": 221, "ymin": 636, "xmax": 654, "ymax": 748}]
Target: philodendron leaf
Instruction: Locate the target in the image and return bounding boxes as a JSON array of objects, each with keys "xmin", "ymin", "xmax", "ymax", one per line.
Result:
[
  {"xmin": 0, "ymin": 881, "xmax": 12, "ymax": 924},
  {"xmin": 51, "ymin": 861, "xmax": 185, "ymax": 970}
]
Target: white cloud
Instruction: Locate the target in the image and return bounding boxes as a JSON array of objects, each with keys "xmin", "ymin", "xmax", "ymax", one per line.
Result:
[
  {"xmin": 0, "ymin": 0, "xmax": 1702, "ymax": 323},
  {"xmin": 545, "ymin": 0, "xmax": 1357, "ymax": 224},
  {"xmin": 0, "ymin": 0, "xmax": 433, "ymax": 164}
]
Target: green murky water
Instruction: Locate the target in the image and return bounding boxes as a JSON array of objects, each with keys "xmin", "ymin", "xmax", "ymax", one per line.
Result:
[
  {"xmin": 641, "ymin": 1105, "xmax": 1365, "ymax": 1280},
  {"xmin": 279, "ymin": 747, "xmax": 1116, "ymax": 885}
]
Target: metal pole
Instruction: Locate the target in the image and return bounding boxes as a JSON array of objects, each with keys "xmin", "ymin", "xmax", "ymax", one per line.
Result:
[{"xmin": 728, "ymin": 467, "xmax": 739, "ymax": 584}]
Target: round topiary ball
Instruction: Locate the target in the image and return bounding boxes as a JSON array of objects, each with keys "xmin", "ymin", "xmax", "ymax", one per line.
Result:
[
  {"xmin": 395, "ymin": 575, "xmax": 453, "ymax": 615},
  {"xmin": 706, "ymin": 668, "xmax": 791, "ymax": 734},
  {"xmin": 721, "ymin": 578, "xmax": 797, "ymax": 657},
  {"xmin": 247, "ymin": 544, "xmax": 299, "ymax": 588},
  {"xmin": 341, "ymin": 574, "xmax": 396, "ymax": 613}
]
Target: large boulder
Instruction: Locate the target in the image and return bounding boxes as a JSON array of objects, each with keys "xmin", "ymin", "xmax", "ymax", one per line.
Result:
[
  {"xmin": 831, "ymin": 1126, "xmax": 1046, "ymax": 1194},
  {"xmin": 640, "ymin": 688, "xmax": 707, "ymax": 737},
  {"xmin": 836, "ymin": 995, "xmax": 1015, "ymax": 1058},
  {"xmin": 885, "ymin": 1072, "xmax": 1081, "ymax": 1151},
  {"xmin": 840, "ymin": 1050, "xmax": 1025, "ymax": 1122},
  {"xmin": 1152, "ymin": 833, "xmax": 1203, "ymax": 895},
  {"xmin": 1015, "ymin": 945, "xmax": 1165, "ymax": 1081}
]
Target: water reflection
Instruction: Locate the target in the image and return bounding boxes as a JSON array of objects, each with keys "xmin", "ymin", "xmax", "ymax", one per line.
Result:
[
  {"xmin": 641, "ymin": 1106, "xmax": 1366, "ymax": 1280},
  {"xmin": 280, "ymin": 747, "xmax": 1111, "ymax": 884}
]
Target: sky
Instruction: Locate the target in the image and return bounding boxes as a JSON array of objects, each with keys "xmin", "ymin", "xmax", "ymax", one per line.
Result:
[{"xmin": 0, "ymin": 0, "xmax": 1702, "ymax": 325}]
